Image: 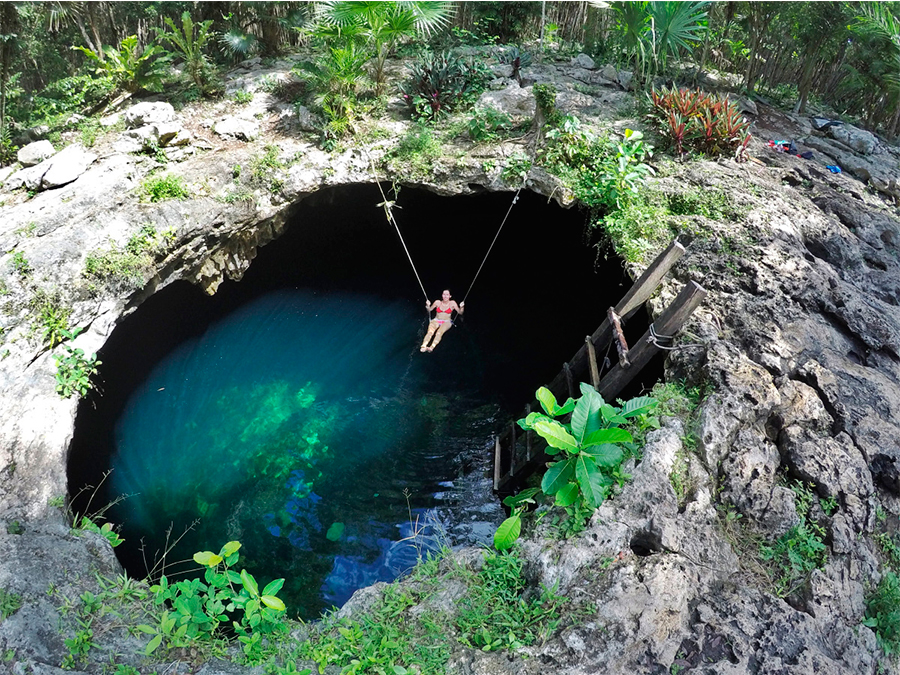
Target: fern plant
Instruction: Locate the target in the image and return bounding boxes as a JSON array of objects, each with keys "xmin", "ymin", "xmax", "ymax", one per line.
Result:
[
  {"xmin": 155, "ymin": 11, "xmax": 215, "ymax": 90},
  {"xmin": 72, "ymin": 35, "xmax": 166, "ymax": 93}
]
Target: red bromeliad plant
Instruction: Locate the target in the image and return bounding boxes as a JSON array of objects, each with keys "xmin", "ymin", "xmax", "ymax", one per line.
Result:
[{"xmin": 648, "ymin": 86, "xmax": 752, "ymax": 160}]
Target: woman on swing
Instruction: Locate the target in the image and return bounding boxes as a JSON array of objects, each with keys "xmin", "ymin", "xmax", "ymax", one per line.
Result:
[{"xmin": 421, "ymin": 290, "xmax": 464, "ymax": 352}]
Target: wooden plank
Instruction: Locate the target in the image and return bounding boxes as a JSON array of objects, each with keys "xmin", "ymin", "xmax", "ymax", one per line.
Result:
[
  {"xmin": 607, "ymin": 308, "xmax": 631, "ymax": 369},
  {"xmin": 585, "ymin": 335, "xmax": 601, "ymax": 389},
  {"xmin": 545, "ymin": 240, "xmax": 684, "ymax": 398},
  {"xmin": 598, "ymin": 281, "xmax": 706, "ymax": 401},
  {"xmin": 616, "ymin": 240, "xmax": 686, "ymax": 320},
  {"xmin": 525, "ymin": 404, "xmax": 532, "ymax": 460},
  {"xmin": 509, "ymin": 422, "xmax": 517, "ymax": 477},
  {"xmin": 564, "ymin": 361, "xmax": 576, "ymax": 399},
  {"xmin": 493, "ymin": 435, "xmax": 501, "ymax": 491}
]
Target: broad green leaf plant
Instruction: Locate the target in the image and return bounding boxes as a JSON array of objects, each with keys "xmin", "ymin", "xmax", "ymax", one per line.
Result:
[
  {"xmin": 494, "ymin": 384, "xmax": 658, "ymax": 550},
  {"xmin": 140, "ymin": 541, "xmax": 287, "ymax": 659}
]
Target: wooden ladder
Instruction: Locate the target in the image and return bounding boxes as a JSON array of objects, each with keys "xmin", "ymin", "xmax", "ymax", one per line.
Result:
[{"xmin": 492, "ymin": 240, "xmax": 706, "ymax": 495}]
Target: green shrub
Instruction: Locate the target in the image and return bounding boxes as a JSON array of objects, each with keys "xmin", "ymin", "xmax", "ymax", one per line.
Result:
[
  {"xmin": 759, "ymin": 480, "xmax": 827, "ymax": 598},
  {"xmin": 54, "ymin": 342, "xmax": 101, "ymax": 399},
  {"xmin": 9, "ymin": 251, "xmax": 31, "ymax": 276},
  {"xmin": 400, "ymin": 51, "xmax": 491, "ymax": 121},
  {"xmin": 84, "ymin": 224, "xmax": 173, "ymax": 287},
  {"xmin": 389, "ymin": 124, "xmax": 442, "ymax": 178},
  {"xmin": 647, "ymin": 87, "xmax": 752, "ymax": 159},
  {"xmin": 533, "ymin": 83, "xmax": 562, "ymax": 127},
  {"xmin": 140, "ymin": 541, "xmax": 287, "ymax": 660},
  {"xmin": 456, "ymin": 550, "xmax": 565, "ymax": 651},
  {"xmin": 141, "ymin": 174, "xmax": 189, "ymax": 202},
  {"xmin": 865, "ymin": 571, "xmax": 900, "ymax": 656},
  {"xmin": 233, "ymin": 89, "xmax": 254, "ymax": 104},
  {"xmin": 0, "ymin": 588, "xmax": 22, "ymax": 621},
  {"xmin": 72, "ymin": 36, "xmax": 167, "ymax": 94},
  {"xmin": 467, "ymin": 106, "xmax": 512, "ymax": 141}
]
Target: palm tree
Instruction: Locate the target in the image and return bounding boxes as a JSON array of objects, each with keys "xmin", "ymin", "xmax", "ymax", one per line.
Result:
[
  {"xmin": 612, "ymin": 1, "xmax": 708, "ymax": 84},
  {"xmin": 851, "ymin": 2, "xmax": 900, "ymax": 134},
  {"xmin": 312, "ymin": 1, "xmax": 454, "ymax": 95}
]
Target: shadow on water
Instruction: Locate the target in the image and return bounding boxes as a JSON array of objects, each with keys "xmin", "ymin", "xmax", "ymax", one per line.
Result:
[{"xmin": 68, "ymin": 184, "xmax": 662, "ymax": 618}]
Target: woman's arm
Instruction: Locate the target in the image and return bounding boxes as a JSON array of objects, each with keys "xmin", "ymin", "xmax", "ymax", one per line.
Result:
[
  {"xmin": 455, "ymin": 301, "xmax": 465, "ymax": 314},
  {"xmin": 426, "ymin": 300, "xmax": 437, "ymax": 311}
]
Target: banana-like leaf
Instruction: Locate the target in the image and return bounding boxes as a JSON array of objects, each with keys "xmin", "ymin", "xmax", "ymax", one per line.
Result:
[
  {"xmin": 575, "ymin": 455, "xmax": 609, "ymax": 509},
  {"xmin": 582, "ymin": 427, "xmax": 633, "ymax": 447},
  {"xmin": 541, "ymin": 458, "xmax": 575, "ymax": 495},
  {"xmin": 583, "ymin": 443, "xmax": 624, "ymax": 467},
  {"xmin": 494, "ymin": 514, "xmax": 522, "ymax": 551},
  {"xmin": 193, "ymin": 551, "xmax": 222, "ymax": 568},
  {"xmin": 555, "ymin": 482, "xmax": 580, "ymax": 507},
  {"xmin": 600, "ymin": 403, "xmax": 628, "ymax": 426},
  {"xmin": 518, "ymin": 411, "xmax": 550, "ymax": 430},
  {"xmin": 620, "ymin": 395, "xmax": 659, "ymax": 418},
  {"xmin": 534, "ymin": 419, "xmax": 578, "ymax": 453},
  {"xmin": 572, "ymin": 385, "xmax": 603, "ymax": 443},
  {"xmin": 503, "ymin": 487, "xmax": 542, "ymax": 508}
]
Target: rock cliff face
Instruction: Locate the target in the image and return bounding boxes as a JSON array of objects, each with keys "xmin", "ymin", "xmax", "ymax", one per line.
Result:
[{"xmin": 1, "ymin": 54, "xmax": 900, "ymax": 673}]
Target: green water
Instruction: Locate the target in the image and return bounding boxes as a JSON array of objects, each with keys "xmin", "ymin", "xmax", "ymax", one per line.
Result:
[{"xmin": 110, "ymin": 289, "xmax": 481, "ymax": 618}]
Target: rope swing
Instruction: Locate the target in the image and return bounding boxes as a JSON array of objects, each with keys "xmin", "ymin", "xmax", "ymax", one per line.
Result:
[
  {"xmin": 461, "ymin": 187, "xmax": 521, "ymax": 305},
  {"xmin": 365, "ymin": 150, "xmax": 523, "ymax": 307}
]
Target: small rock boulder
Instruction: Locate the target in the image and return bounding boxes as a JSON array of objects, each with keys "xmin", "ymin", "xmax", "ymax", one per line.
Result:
[
  {"xmin": 571, "ymin": 53, "xmax": 596, "ymax": 70},
  {"xmin": 40, "ymin": 143, "xmax": 97, "ymax": 189},
  {"xmin": 214, "ymin": 116, "xmax": 260, "ymax": 141},
  {"xmin": 829, "ymin": 124, "xmax": 878, "ymax": 155},
  {"xmin": 17, "ymin": 140, "xmax": 55, "ymax": 167},
  {"xmin": 124, "ymin": 101, "xmax": 176, "ymax": 129},
  {"xmin": 476, "ymin": 85, "xmax": 535, "ymax": 118}
]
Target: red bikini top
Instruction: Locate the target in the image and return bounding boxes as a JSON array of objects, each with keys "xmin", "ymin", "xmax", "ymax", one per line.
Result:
[{"xmin": 436, "ymin": 305, "xmax": 452, "ymax": 314}]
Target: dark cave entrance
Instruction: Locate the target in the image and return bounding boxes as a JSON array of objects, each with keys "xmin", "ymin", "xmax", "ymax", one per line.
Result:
[{"xmin": 67, "ymin": 184, "xmax": 663, "ymax": 617}]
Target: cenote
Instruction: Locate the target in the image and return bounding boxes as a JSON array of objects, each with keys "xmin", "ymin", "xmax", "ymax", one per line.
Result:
[{"xmin": 67, "ymin": 184, "xmax": 659, "ymax": 619}]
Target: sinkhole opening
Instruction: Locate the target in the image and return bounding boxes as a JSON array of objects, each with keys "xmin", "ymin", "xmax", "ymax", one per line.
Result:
[{"xmin": 67, "ymin": 184, "xmax": 663, "ymax": 619}]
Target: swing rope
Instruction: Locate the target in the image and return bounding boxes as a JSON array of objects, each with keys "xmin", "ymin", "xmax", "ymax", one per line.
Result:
[
  {"xmin": 462, "ymin": 187, "xmax": 521, "ymax": 304},
  {"xmin": 369, "ymin": 160, "xmax": 429, "ymax": 303},
  {"xmin": 365, "ymin": 148, "xmax": 523, "ymax": 308}
]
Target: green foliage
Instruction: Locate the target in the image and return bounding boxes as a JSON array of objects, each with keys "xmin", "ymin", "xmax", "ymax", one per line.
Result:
[
  {"xmin": 249, "ymin": 145, "xmax": 285, "ymax": 193},
  {"xmin": 84, "ymin": 224, "xmax": 173, "ymax": 288},
  {"xmin": 54, "ymin": 338, "xmax": 101, "ymax": 399},
  {"xmin": 647, "ymin": 87, "xmax": 752, "ymax": 159},
  {"xmin": 541, "ymin": 116, "xmax": 654, "ymax": 211},
  {"xmin": 0, "ymin": 588, "xmax": 22, "ymax": 621},
  {"xmin": 400, "ymin": 51, "xmax": 491, "ymax": 121},
  {"xmin": 759, "ymin": 480, "xmax": 827, "ymax": 598},
  {"xmin": 498, "ymin": 46, "xmax": 532, "ymax": 81},
  {"xmin": 141, "ymin": 541, "xmax": 287, "ymax": 660},
  {"xmin": 36, "ymin": 298, "xmax": 71, "ymax": 348},
  {"xmin": 233, "ymin": 89, "xmax": 254, "ymax": 104},
  {"xmin": 497, "ymin": 385, "xmax": 657, "ymax": 549},
  {"xmin": 500, "ymin": 152, "xmax": 532, "ymax": 186},
  {"xmin": 389, "ymin": 123, "xmax": 441, "ymax": 178},
  {"xmin": 72, "ymin": 35, "xmax": 166, "ymax": 94},
  {"xmin": 612, "ymin": 1, "xmax": 708, "ymax": 83},
  {"xmin": 76, "ymin": 516, "xmax": 124, "ymax": 548},
  {"xmin": 467, "ymin": 106, "xmax": 511, "ymax": 142},
  {"xmin": 155, "ymin": 12, "xmax": 215, "ymax": 90},
  {"xmin": 311, "ymin": 1, "xmax": 454, "ymax": 95},
  {"xmin": 294, "ymin": 42, "xmax": 369, "ymax": 141},
  {"xmin": 532, "ymin": 83, "xmax": 561, "ymax": 127},
  {"xmin": 9, "ymin": 250, "xmax": 31, "ymax": 276},
  {"xmin": 141, "ymin": 173, "xmax": 189, "ymax": 202},
  {"xmin": 865, "ymin": 571, "xmax": 900, "ymax": 657},
  {"xmin": 456, "ymin": 550, "xmax": 565, "ymax": 652},
  {"xmin": 876, "ymin": 531, "xmax": 900, "ymax": 570}
]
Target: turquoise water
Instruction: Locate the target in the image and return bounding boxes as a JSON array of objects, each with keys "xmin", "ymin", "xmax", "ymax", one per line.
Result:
[{"xmin": 110, "ymin": 289, "xmax": 473, "ymax": 618}]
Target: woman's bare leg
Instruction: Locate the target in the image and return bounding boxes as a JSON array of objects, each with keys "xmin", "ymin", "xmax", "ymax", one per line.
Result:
[
  {"xmin": 421, "ymin": 321, "xmax": 439, "ymax": 351},
  {"xmin": 428, "ymin": 321, "xmax": 453, "ymax": 350}
]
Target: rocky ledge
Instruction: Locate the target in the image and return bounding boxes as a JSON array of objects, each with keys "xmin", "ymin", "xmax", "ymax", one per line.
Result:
[{"xmin": 1, "ymin": 53, "xmax": 900, "ymax": 674}]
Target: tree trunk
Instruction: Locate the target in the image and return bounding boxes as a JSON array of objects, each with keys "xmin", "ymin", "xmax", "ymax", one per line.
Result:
[{"xmin": 796, "ymin": 48, "xmax": 819, "ymax": 114}]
